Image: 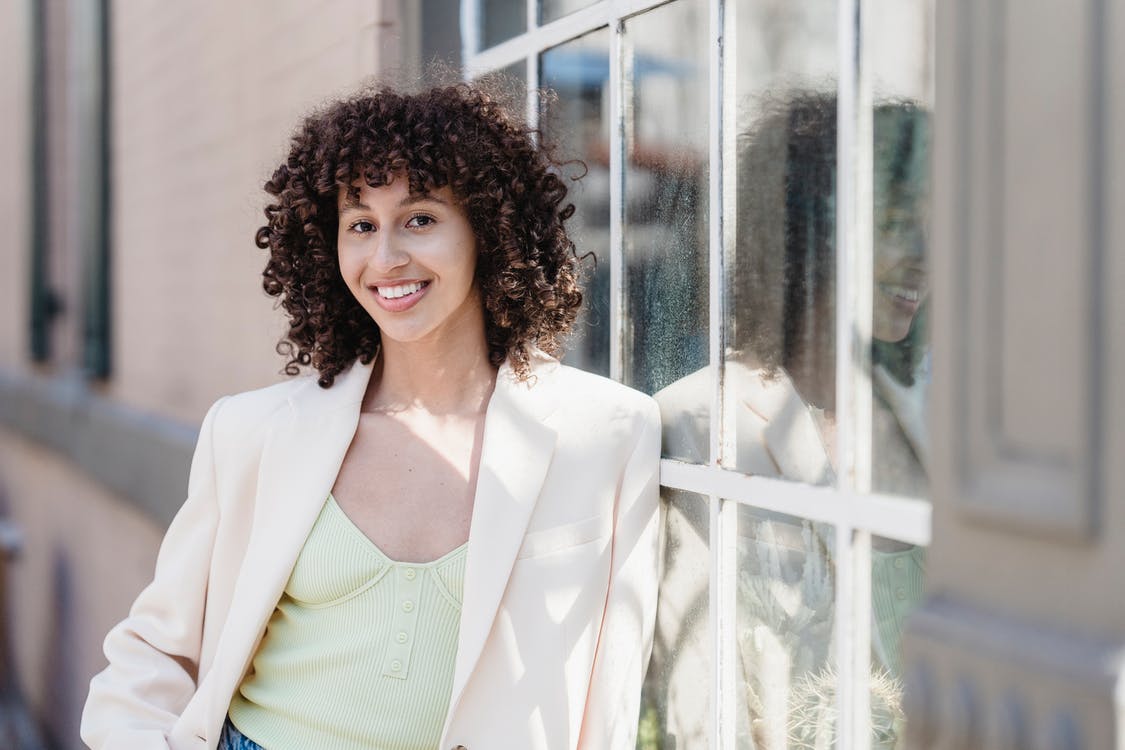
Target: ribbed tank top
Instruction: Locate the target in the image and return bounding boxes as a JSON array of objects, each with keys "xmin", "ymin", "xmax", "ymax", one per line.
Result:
[
  {"xmin": 227, "ymin": 494, "xmax": 466, "ymax": 750},
  {"xmin": 871, "ymin": 544, "xmax": 926, "ymax": 675}
]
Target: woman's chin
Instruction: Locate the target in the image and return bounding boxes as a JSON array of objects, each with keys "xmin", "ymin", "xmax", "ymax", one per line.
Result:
[{"xmin": 873, "ymin": 317, "xmax": 914, "ymax": 343}]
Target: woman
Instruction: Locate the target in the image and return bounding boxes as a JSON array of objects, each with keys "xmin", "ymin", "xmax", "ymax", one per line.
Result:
[{"xmin": 81, "ymin": 82, "xmax": 661, "ymax": 750}]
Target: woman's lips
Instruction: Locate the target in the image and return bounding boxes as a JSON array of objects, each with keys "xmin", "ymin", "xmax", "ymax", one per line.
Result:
[
  {"xmin": 368, "ymin": 280, "xmax": 431, "ymax": 312},
  {"xmin": 878, "ymin": 281, "xmax": 924, "ymax": 315}
]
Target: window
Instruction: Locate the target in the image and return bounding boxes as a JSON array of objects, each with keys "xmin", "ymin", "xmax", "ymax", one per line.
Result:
[
  {"xmin": 27, "ymin": 0, "xmax": 112, "ymax": 377},
  {"xmin": 464, "ymin": 1, "xmax": 934, "ymax": 747},
  {"xmin": 28, "ymin": 0, "xmax": 52, "ymax": 362},
  {"xmin": 79, "ymin": 0, "xmax": 112, "ymax": 379}
]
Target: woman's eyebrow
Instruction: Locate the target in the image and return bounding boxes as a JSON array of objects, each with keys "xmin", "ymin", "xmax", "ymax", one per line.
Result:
[
  {"xmin": 398, "ymin": 192, "xmax": 448, "ymax": 208},
  {"xmin": 338, "ymin": 191, "xmax": 449, "ymax": 213}
]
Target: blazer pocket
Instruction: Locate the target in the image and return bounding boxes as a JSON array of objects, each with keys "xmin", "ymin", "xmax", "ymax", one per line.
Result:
[{"xmin": 517, "ymin": 512, "xmax": 613, "ymax": 559}]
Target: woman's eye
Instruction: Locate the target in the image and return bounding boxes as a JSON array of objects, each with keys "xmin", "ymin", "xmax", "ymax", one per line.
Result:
[
  {"xmin": 349, "ymin": 220, "xmax": 375, "ymax": 234},
  {"xmin": 406, "ymin": 214, "xmax": 436, "ymax": 229}
]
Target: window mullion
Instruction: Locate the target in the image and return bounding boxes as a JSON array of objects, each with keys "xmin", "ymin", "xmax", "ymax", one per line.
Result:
[
  {"xmin": 524, "ymin": 1, "xmax": 537, "ymax": 131},
  {"xmin": 709, "ymin": 495, "xmax": 737, "ymax": 750},
  {"xmin": 708, "ymin": 0, "xmax": 729, "ymax": 470},
  {"xmin": 460, "ymin": 0, "xmax": 481, "ymax": 67},
  {"xmin": 608, "ymin": 19, "xmax": 628, "ymax": 382},
  {"xmin": 707, "ymin": 1, "xmax": 737, "ymax": 748},
  {"xmin": 837, "ymin": 0, "xmax": 875, "ymax": 743},
  {"xmin": 525, "ymin": 55, "xmax": 538, "ymax": 132}
]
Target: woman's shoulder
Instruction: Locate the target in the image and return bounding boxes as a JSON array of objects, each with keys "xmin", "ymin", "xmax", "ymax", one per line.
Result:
[
  {"xmin": 550, "ymin": 363, "xmax": 659, "ymax": 422},
  {"xmin": 205, "ymin": 372, "xmax": 316, "ymax": 441},
  {"xmin": 538, "ymin": 364, "xmax": 659, "ymax": 464}
]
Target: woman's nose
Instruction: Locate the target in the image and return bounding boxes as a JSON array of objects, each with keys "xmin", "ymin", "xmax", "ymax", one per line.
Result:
[{"xmin": 367, "ymin": 232, "xmax": 409, "ymax": 273}]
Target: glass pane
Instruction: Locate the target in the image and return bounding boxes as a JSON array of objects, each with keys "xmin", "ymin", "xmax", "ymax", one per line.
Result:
[
  {"xmin": 869, "ymin": 0, "xmax": 934, "ymax": 498},
  {"xmin": 641, "ymin": 489, "xmax": 711, "ymax": 750},
  {"xmin": 540, "ymin": 29, "xmax": 612, "ymax": 377},
  {"xmin": 624, "ymin": 0, "xmax": 709, "ymax": 401},
  {"xmin": 724, "ymin": 0, "xmax": 839, "ymax": 478},
  {"xmin": 869, "ymin": 536, "xmax": 925, "ymax": 748},
  {"xmin": 541, "ymin": 0, "xmax": 599, "ymax": 24},
  {"xmin": 737, "ymin": 507, "xmax": 836, "ymax": 749},
  {"xmin": 480, "ymin": 0, "xmax": 526, "ymax": 49}
]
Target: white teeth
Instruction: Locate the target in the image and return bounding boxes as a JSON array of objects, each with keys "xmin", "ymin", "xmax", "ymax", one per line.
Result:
[
  {"xmin": 882, "ymin": 284, "xmax": 919, "ymax": 303},
  {"xmin": 377, "ymin": 282, "xmax": 425, "ymax": 299}
]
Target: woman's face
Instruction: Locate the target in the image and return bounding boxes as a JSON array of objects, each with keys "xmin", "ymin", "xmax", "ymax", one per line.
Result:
[
  {"xmin": 337, "ymin": 176, "xmax": 482, "ymax": 347},
  {"xmin": 872, "ymin": 215, "xmax": 928, "ymax": 342},
  {"xmin": 871, "ymin": 107, "xmax": 930, "ymax": 343}
]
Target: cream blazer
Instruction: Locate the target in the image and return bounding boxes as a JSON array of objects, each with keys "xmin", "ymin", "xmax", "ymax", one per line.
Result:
[{"xmin": 81, "ymin": 351, "xmax": 661, "ymax": 750}]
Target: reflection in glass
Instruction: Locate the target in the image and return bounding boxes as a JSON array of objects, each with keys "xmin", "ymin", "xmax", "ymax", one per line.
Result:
[
  {"xmin": 737, "ymin": 508, "xmax": 836, "ymax": 749},
  {"xmin": 640, "ymin": 489, "xmax": 711, "ymax": 750},
  {"xmin": 720, "ymin": 0, "xmax": 840, "ymax": 481},
  {"xmin": 727, "ymin": 92, "xmax": 841, "ymax": 481},
  {"xmin": 624, "ymin": 0, "xmax": 709, "ymax": 397},
  {"xmin": 541, "ymin": 0, "xmax": 599, "ymax": 24},
  {"xmin": 868, "ymin": 536, "xmax": 925, "ymax": 748},
  {"xmin": 726, "ymin": 94, "xmax": 931, "ymax": 497},
  {"xmin": 728, "ymin": 95, "xmax": 931, "ymax": 743},
  {"xmin": 480, "ymin": 0, "xmax": 526, "ymax": 49},
  {"xmin": 539, "ymin": 28, "xmax": 611, "ymax": 376},
  {"xmin": 869, "ymin": 0, "xmax": 934, "ymax": 498},
  {"xmin": 869, "ymin": 105, "xmax": 931, "ymax": 498},
  {"xmin": 867, "ymin": 2, "xmax": 934, "ymax": 736}
]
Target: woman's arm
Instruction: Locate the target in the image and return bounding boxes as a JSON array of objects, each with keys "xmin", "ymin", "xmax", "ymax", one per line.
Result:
[
  {"xmin": 577, "ymin": 399, "xmax": 662, "ymax": 749},
  {"xmin": 80, "ymin": 395, "xmax": 229, "ymax": 750}
]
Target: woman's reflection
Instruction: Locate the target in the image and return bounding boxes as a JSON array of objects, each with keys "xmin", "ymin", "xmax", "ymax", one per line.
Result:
[{"xmin": 646, "ymin": 91, "xmax": 931, "ymax": 750}]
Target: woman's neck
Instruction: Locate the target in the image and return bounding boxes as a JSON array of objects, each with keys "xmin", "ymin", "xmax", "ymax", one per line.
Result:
[{"xmin": 364, "ymin": 336, "xmax": 497, "ymax": 417}]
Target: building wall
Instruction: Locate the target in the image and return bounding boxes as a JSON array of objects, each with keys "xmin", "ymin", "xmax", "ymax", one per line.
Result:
[
  {"xmin": 903, "ymin": 0, "xmax": 1125, "ymax": 745},
  {"xmin": 0, "ymin": 428, "xmax": 164, "ymax": 749},
  {"xmin": 0, "ymin": 2, "xmax": 405, "ymax": 747},
  {"xmin": 0, "ymin": 0, "xmax": 32, "ymax": 374},
  {"xmin": 923, "ymin": 0, "xmax": 1125, "ymax": 640},
  {"xmin": 107, "ymin": 0, "xmax": 397, "ymax": 424}
]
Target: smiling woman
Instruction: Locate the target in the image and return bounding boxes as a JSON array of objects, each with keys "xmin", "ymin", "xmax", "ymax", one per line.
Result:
[
  {"xmin": 257, "ymin": 83, "xmax": 585, "ymax": 389},
  {"xmin": 81, "ymin": 81, "xmax": 662, "ymax": 750}
]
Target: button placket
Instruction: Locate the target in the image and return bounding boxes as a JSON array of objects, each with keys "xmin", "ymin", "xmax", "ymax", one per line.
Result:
[{"xmin": 383, "ymin": 564, "xmax": 422, "ymax": 679}]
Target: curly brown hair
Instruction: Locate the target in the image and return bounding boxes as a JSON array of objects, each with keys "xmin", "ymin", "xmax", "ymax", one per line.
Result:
[
  {"xmin": 256, "ymin": 82, "xmax": 584, "ymax": 387},
  {"xmin": 733, "ymin": 91, "xmax": 931, "ymax": 403}
]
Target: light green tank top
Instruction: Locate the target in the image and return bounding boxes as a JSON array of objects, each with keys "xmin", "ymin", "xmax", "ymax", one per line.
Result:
[{"xmin": 228, "ymin": 494, "xmax": 466, "ymax": 750}]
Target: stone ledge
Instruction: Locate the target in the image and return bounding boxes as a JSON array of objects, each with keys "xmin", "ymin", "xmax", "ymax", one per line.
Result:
[
  {"xmin": 0, "ymin": 368, "xmax": 196, "ymax": 528},
  {"xmin": 903, "ymin": 595, "xmax": 1123, "ymax": 749}
]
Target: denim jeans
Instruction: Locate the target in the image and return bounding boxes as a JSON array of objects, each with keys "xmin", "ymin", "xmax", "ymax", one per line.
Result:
[{"xmin": 218, "ymin": 717, "xmax": 265, "ymax": 750}]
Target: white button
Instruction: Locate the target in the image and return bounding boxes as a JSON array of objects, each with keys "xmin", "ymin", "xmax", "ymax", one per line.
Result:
[
  {"xmin": 895, "ymin": 588, "xmax": 907, "ymax": 601},
  {"xmin": 404, "ymin": 568, "xmax": 417, "ymax": 581},
  {"xmin": 397, "ymin": 631, "xmax": 408, "ymax": 644},
  {"xmin": 402, "ymin": 600, "xmax": 415, "ymax": 613},
  {"xmin": 390, "ymin": 659, "xmax": 402, "ymax": 672},
  {"xmin": 893, "ymin": 557, "xmax": 906, "ymax": 570}
]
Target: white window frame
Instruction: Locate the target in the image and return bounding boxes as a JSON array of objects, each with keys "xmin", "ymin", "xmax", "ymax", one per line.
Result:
[{"xmin": 462, "ymin": 1, "xmax": 933, "ymax": 747}]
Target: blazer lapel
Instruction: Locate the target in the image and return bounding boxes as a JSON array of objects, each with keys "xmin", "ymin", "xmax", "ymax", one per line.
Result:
[
  {"xmin": 735, "ymin": 363, "xmax": 835, "ymax": 486},
  {"xmin": 203, "ymin": 357, "xmax": 375, "ymax": 730},
  {"xmin": 442, "ymin": 355, "xmax": 560, "ymax": 738}
]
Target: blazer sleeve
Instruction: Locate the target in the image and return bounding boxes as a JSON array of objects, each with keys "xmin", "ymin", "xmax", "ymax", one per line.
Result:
[
  {"xmin": 80, "ymin": 395, "xmax": 229, "ymax": 750},
  {"xmin": 577, "ymin": 399, "xmax": 662, "ymax": 749}
]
